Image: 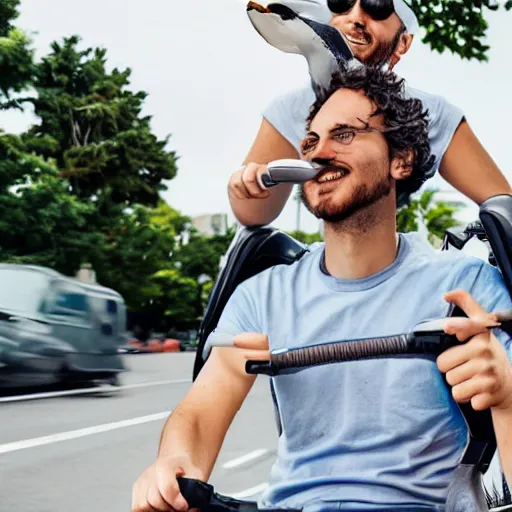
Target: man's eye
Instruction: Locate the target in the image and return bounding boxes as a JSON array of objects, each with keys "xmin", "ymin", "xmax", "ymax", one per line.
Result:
[
  {"xmin": 334, "ymin": 131, "xmax": 353, "ymax": 143},
  {"xmin": 301, "ymin": 139, "xmax": 317, "ymax": 152}
]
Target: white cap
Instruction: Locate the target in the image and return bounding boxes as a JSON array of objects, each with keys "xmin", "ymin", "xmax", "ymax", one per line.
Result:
[
  {"xmin": 276, "ymin": 0, "xmax": 419, "ymax": 34},
  {"xmin": 393, "ymin": 0, "xmax": 419, "ymax": 35}
]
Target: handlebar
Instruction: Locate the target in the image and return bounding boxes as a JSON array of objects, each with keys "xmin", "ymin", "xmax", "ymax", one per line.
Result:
[{"xmin": 245, "ymin": 310, "xmax": 512, "ymax": 377}]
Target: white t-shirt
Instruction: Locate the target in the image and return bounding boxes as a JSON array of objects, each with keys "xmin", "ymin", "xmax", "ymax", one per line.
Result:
[{"xmin": 263, "ymin": 81, "xmax": 464, "ymax": 182}]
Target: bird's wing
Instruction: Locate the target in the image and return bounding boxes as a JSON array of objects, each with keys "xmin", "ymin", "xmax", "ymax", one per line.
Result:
[{"xmin": 247, "ymin": 2, "xmax": 357, "ymax": 95}]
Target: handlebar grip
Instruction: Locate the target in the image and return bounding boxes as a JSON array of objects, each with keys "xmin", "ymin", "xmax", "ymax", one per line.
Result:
[
  {"xmin": 176, "ymin": 476, "xmax": 263, "ymax": 511},
  {"xmin": 177, "ymin": 476, "xmax": 213, "ymax": 509},
  {"xmin": 246, "ymin": 334, "xmax": 411, "ymax": 376},
  {"xmin": 245, "ymin": 328, "xmax": 464, "ymax": 376}
]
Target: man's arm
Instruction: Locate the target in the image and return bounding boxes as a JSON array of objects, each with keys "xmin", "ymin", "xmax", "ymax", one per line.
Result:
[
  {"xmin": 158, "ymin": 345, "xmax": 257, "ymax": 476},
  {"xmin": 439, "ymin": 120, "xmax": 512, "ymax": 204},
  {"xmin": 229, "ymin": 118, "xmax": 298, "ymax": 226},
  {"xmin": 132, "ymin": 278, "xmax": 263, "ymax": 512},
  {"xmin": 131, "ymin": 343, "xmax": 259, "ymax": 512}
]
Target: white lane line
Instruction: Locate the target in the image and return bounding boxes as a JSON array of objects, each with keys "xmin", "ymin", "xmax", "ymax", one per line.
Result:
[
  {"xmin": 0, "ymin": 411, "xmax": 171, "ymax": 455},
  {"xmin": 230, "ymin": 483, "xmax": 269, "ymax": 499},
  {"xmin": 0, "ymin": 378, "xmax": 189, "ymax": 403},
  {"xmin": 222, "ymin": 449, "xmax": 269, "ymax": 469}
]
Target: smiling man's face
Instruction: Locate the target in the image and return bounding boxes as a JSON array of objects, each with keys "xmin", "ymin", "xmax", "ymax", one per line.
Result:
[
  {"xmin": 328, "ymin": 0, "xmax": 408, "ymax": 66},
  {"xmin": 300, "ymin": 88, "xmax": 394, "ymax": 222}
]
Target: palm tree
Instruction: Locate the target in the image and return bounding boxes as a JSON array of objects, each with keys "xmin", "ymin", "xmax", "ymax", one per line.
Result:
[{"xmin": 397, "ymin": 189, "xmax": 464, "ymax": 247}]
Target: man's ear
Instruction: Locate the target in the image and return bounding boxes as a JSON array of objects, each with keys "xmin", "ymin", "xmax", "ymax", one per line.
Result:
[
  {"xmin": 390, "ymin": 149, "xmax": 414, "ymax": 181},
  {"xmin": 389, "ymin": 33, "xmax": 413, "ymax": 68}
]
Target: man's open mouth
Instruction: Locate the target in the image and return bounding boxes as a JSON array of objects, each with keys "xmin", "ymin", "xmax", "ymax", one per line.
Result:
[
  {"xmin": 344, "ymin": 33, "xmax": 370, "ymax": 46},
  {"xmin": 317, "ymin": 168, "xmax": 349, "ymax": 183}
]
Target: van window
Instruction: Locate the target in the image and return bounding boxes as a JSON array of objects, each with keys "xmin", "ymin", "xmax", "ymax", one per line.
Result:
[
  {"xmin": 54, "ymin": 292, "xmax": 87, "ymax": 312},
  {"xmin": 106, "ymin": 300, "xmax": 117, "ymax": 314},
  {"xmin": 46, "ymin": 282, "xmax": 89, "ymax": 325},
  {"xmin": 0, "ymin": 269, "xmax": 49, "ymax": 314}
]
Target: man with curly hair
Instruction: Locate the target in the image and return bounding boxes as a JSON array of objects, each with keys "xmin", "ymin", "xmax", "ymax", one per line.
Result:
[
  {"xmin": 228, "ymin": 0, "xmax": 511, "ymax": 227},
  {"xmin": 131, "ymin": 67, "xmax": 512, "ymax": 512}
]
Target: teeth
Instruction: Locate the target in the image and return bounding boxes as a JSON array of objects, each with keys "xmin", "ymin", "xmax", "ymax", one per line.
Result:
[
  {"xmin": 346, "ymin": 35, "xmax": 368, "ymax": 45},
  {"xmin": 318, "ymin": 171, "xmax": 344, "ymax": 183}
]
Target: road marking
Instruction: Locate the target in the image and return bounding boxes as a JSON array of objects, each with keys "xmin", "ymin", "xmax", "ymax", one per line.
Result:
[
  {"xmin": 0, "ymin": 378, "xmax": 189, "ymax": 403},
  {"xmin": 222, "ymin": 449, "xmax": 269, "ymax": 469},
  {"xmin": 0, "ymin": 411, "xmax": 171, "ymax": 455},
  {"xmin": 230, "ymin": 483, "xmax": 269, "ymax": 499}
]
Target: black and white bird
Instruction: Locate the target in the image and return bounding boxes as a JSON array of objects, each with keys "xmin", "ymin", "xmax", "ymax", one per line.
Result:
[{"xmin": 246, "ymin": 1, "xmax": 359, "ymax": 96}]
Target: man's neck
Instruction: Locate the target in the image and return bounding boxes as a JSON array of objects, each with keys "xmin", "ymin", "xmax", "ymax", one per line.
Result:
[{"xmin": 322, "ymin": 201, "xmax": 399, "ymax": 280}]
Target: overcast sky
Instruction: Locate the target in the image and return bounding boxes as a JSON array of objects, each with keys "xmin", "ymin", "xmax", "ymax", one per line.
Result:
[{"xmin": 3, "ymin": 0, "xmax": 511, "ymax": 236}]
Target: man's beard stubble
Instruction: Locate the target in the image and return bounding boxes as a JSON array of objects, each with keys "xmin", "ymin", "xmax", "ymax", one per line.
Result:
[
  {"xmin": 301, "ymin": 171, "xmax": 393, "ymax": 230},
  {"xmin": 363, "ymin": 26, "xmax": 405, "ymax": 67}
]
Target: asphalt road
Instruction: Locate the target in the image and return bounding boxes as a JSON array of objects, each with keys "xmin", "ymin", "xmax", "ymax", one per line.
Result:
[
  {"xmin": 0, "ymin": 353, "xmax": 278, "ymax": 512},
  {"xmin": 0, "ymin": 353, "xmax": 508, "ymax": 512}
]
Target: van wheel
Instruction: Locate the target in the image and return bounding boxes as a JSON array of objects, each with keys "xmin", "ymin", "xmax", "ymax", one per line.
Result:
[
  {"xmin": 57, "ymin": 360, "xmax": 71, "ymax": 386},
  {"xmin": 104, "ymin": 374, "xmax": 121, "ymax": 387}
]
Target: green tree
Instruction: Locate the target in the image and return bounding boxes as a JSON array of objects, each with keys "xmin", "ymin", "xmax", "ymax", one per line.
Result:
[
  {"xmin": 0, "ymin": 123, "xmax": 182, "ymax": 312},
  {"xmin": 286, "ymin": 230, "xmax": 323, "ymax": 245},
  {"xmin": 89, "ymin": 201, "xmax": 190, "ymax": 311},
  {"xmin": 0, "ymin": 0, "xmax": 34, "ymax": 108},
  {"xmin": 0, "ymin": 34, "xmax": 184, "ymax": 317},
  {"xmin": 148, "ymin": 269, "xmax": 200, "ymax": 332},
  {"xmin": 0, "ymin": 131, "xmax": 102, "ymax": 272},
  {"xmin": 0, "ymin": 173, "xmax": 102, "ymax": 273},
  {"xmin": 156, "ymin": 225, "xmax": 237, "ymax": 327},
  {"xmin": 172, "ymin": 226, "xmax": 237, "ymax": 283},
  {"xmin": 397, "ymin": 189, "xmax": 463, "ymax": 246},
  {"xmin": 21, "ymin": 35, "xmax": 177, "ymax": 206},
  {"xmin": 410, "ymin": 0, "xmax": 510, "ymax": 61}
]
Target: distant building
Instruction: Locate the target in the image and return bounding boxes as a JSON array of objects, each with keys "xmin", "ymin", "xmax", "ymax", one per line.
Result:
[{"xmin": 191, "ymin": 213, "xmax": 228, "ymax": 236}]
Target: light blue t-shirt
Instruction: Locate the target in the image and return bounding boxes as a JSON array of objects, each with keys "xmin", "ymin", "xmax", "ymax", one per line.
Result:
[
  {"xmin": 215, "ymin": 233, "xmax": 512, "ymax": 511},
  {"xmin": 263, "ymin": 83, "xmax": 464, "ymax": 181}
]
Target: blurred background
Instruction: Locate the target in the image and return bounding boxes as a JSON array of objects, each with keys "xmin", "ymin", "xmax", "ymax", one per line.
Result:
[{"xmin": 0, "ymin": 0, "xmax": 511, "ymax": 510}]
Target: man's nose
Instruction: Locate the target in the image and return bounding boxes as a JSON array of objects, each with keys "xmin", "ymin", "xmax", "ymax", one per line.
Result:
[
  {"xmin": 345, "ymin": 0, "xmax": 368, "ymax": 30},
  {"xmin": 308, "ymin": 139, "xmax": 338, "ymax": 162}
]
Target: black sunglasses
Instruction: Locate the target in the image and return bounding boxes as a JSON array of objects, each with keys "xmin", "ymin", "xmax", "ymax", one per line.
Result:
[{"xmin": 327, "ymin": 0, "xmax": 395, "ymax": 21}]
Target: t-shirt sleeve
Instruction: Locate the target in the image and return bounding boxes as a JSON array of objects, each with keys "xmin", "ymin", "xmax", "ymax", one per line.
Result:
[
  {"xmin": 406, "ymin": 87, "xmax": 465, "ymax": 180},
  {"xmin": 428, "ymin": 96, "xmax": 465, "ymax": 177},
  {"xmin": 214, "ymin": 282, "xmax": 260, "ymax": 336},
  {"xmin": 262, "ymin": 86, "xmax": 313, "ymax": 153},
  {"xmin": 461, "ymin": 262, "xmax": 512, "ymax": 362}
]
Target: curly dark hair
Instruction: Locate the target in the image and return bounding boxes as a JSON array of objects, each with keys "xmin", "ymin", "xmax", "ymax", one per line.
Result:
[{"xmin": 306, "ymin": 65, "xmax": 435, "ymax": 207}]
